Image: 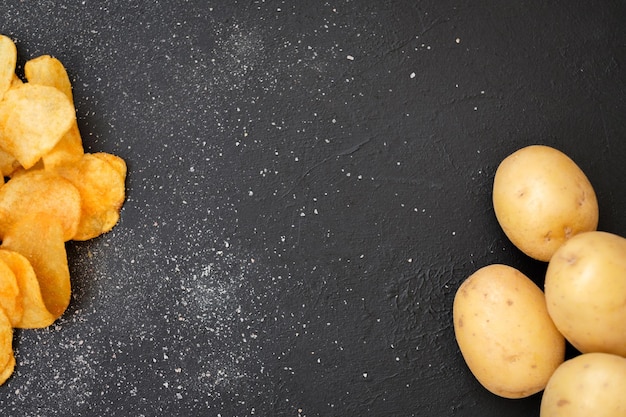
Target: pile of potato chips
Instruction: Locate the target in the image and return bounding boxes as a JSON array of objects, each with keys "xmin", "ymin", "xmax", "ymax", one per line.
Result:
[{"xmin": 0, "ymin": 34, "xmax": 127, "ymax": 384}]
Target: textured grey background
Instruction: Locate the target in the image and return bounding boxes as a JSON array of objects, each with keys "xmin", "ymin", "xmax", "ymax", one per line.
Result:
[{"xmin": 1, "ymin": 1, "xmax": 625, "ymax": 416}]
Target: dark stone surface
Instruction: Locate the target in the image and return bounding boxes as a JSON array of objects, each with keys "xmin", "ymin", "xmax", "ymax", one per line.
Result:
[{"xmin": 1, "ymin": 1, "xmax": 625, "ymax": 416}]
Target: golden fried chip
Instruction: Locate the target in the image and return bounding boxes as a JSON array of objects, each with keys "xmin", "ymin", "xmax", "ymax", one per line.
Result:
[
  {"xmin": 25, "ymin": 55, "xmax": 84, "ymax": 168},
  {"xmin": 0, "ymin": 170, "xmax": 82, "ymax": 241},
  {"xmin": 0, "ymin": 249, "xmax": 55, "ymax": 328},
  {"xmin": 0, "ymin": 259, "xmax": 22, "ymax": 326},
  {"xmin": 93, "ymin": 152, "xmax": 127, "ymax": 179},
  {"xmin": 10, "ymin": 74, "xmax": 22, "ymax": 88},
  {"xmin": 0, "ymin": 35, "xmax": 127, "ymax": 385},
  {"xmin": 0, "ymin": 354, "xmax": 15, "ymax": 385},
  {"xmin": 55, "ymin": 153, "xmax": 126, "ymax": 240},
  {"xmin": 0, "ymin": 147, "xmax": 19, "ymax": 177},
  {"xmin": 0, "ymin": 35, "xmax": 17, "ymax": 100},
  {"xmin": 1, "ymin": 215, "xmax": 71, "ymax": 320},
  {"xmin": 0, "ymin": 83, "xmax": 75, "ymax": 169},
  {"xmin": 42, "ymin": 122, "xmax": 84, "ymax": 169},
  {"xmin": 25, "ymin": 55, "xmax": 74, "ymax": 104},
  {"xmin": 0, "ymin": 307, "xmax": 14, "ymax": 384},
  {"xmin": 0, "ymin": 33, "xmax": 129, "ymax": 386}
]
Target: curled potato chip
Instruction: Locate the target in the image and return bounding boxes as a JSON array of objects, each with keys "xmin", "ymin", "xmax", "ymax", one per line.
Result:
[
  {"xmin": 0, "ymin": 170, "xmax": 82, "ymax": 241},
  {"xmin": 42, "ymin": 122, "xmax": 84, "ymax": 169},
  {"xmin": 1, "ymin": 215, "xmax": 71, "ymax": 320},
  {"xmin": 0, "ymin": 35, "xmax": 16, "ymax": 100},
  {"xmin": 25, "ymin": 55, "xmax": 84, "ymax": 168},
  {"xmin": 0, "ymin": 34, "xmax": 128, "ymax": 386},
  {"xmin": 93, "ymin": 152, "xmax": 127, "ymax": 178},
  {"xmin": 0, "ymin": 307, "xmax": 14, "ymax": 384},
  {"xmin": 0, "ymin": 354, "xmax": 14, "ymax": 385},
  {"xmin": 10, "ymin": 74, "xmax": 22, "ymax": 88},
  {"xmin": 55, "ymin": 153, "xmax": 126, "ymax": 240},
  {"xmin": 0, "ymin": 147, "xmax": 19, "ymax": 177},
  {"xmin": 25, "ymin": 55, "xmax": 74, "ymax": 105},
  {"xmin": 0, "ymin": 249, "xmax": 54, "ymax": 328},
  {"xmin": 0, "ymin": 260, "xmax": 22, "ymax": 326},
  {"xmin": 0, "ymin": 83, "xmax": 75, "ymax": 169}
]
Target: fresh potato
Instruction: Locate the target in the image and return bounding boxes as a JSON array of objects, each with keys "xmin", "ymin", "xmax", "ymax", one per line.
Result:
[
  {"xmin": 453, "ymin": 264, "xmax": 565, "ymax": 398},
  {"xmin": 493, "ymin": 145, "xmax": 598, "ymax": 262},
  {"xmin": 545, "ymin": 231, "xmax": 626, "ymax": 356},
  {"xmin": 540, "ymin": 352, "xmax": 626, "ymax": 417}
]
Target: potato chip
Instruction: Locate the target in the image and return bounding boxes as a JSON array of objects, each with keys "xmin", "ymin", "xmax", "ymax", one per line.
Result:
[
  {"xmin": 54, "ymin": 153, "xmax": 126, "ymax": 240},
  {"xmin": 93, "ymin": 151, "xmax": 128, "ymax": 179},
  {"xmin": 0, "ymin": 249, "xmax": 55, "ymax": 328},
  {"xmin": 0, "ymin": 34, "xmax": 128, "ymax": 386},
  {"xmin": 25, "ymin": 55, "xmax": 84, "ymax": 168},
  {"xmin": 0, "ymin": 83, "xmax": 75, "ymax": 169},
  {"xmin": 42, "ymin": 122, "xmax": 84, "ymax": 169},
  {"xmin": 0, "ymin": 354, "xmax": 15, "ymax": 385},
  {"xmin": 0, "ymin": 147, "xmax": 19, "ymax": 177},
  {"xmin": 0, "ymin": 259, "xmax": 22, "ymax": 326},
  {"xmin": 10, "ymin": 74, "xmax": 22, "ymax": 88},
  {"xmin": 0, "ymin": 35, "xmax": 17, "ymax": 100},
  {"xmin": 1, "ymin": 215, "xmax": 71, "ymax": 320},
  {"xmin": 0, "ymin": 307, "xmax": 14, "ymax": 384},
  {"xmin": 0, "ymin": 170, "xmax": 82, "ymax": 241},
  {"xmin": 25, "ymin": 55, "xmax": 74, "ymax": 105}
]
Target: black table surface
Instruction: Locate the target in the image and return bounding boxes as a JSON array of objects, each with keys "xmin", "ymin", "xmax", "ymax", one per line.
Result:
[{"xmin": 2, "ymin": 1, "xmax": 625, "ymax": 416}]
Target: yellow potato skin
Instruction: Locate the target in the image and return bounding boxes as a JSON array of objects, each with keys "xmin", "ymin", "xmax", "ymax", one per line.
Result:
[
  {"xmin": 540, "ymin": 353, "xmax": 626, "ymax": 417},
  {"xmin": 493, "ymin": 145, "xmax": 598, "ymax": 262},
  {"xmin": 453, "ymin": 264, "xmax": 565, "ymax": 398},
  {"xmin": 545, "ymin": 231, "xmax": 626, "ymax": 356}
]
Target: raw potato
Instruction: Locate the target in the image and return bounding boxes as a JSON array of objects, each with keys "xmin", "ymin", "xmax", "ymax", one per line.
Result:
[
  {"xmin": 545, "ymin": 231, "xmax": 626, "ymax": 356},
  {"xmin": 540, "ymin": 353, "xmax": 626, "ymax": 417},
  {"xmin": 453, "ymin": 264, "xmax": 565, "ymax": 398},
  {"xmin": 492, "ymin": 145, "xmax": 598, "ymax": 262}
]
